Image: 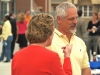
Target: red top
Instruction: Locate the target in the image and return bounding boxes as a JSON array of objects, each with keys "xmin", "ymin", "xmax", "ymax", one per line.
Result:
[
  {"xmin": 16, "ymin": 20, "xmax": 27, "ymax": 34},
  {"xmin": 12, "ymin": 45, "xmax": 72, "ymax": 75}
]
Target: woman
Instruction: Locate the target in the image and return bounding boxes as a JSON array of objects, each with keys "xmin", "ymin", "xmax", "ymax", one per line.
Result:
[
  {"xmin": 12, "ymin": 13, "xmax": 72, "ymax": 75},
  {"xmin": 16, "ymin": 12, "xmax": 28, "ymax": 49},
  {"xmin": 0, "ymin": 15, "xmax": 13, "ymax": 62},
  {"xmin": 87, "ymin": 13, "xmax": 100, "ymax": 61}
]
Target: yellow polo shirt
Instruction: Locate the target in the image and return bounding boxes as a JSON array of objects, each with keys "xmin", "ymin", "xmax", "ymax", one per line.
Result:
[
  {"xmin": 0, "ymin": 20, "xmax": 12, "ymax": 40},
  {"xmin": 47, "ymin": 29, "xmax": 90, "ymax": 75}
]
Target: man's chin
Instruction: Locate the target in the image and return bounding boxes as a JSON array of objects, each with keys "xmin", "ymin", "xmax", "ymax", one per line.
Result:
[{"xmin": 70, "ymin": 29, "xmax": 76, "ymax": 34}]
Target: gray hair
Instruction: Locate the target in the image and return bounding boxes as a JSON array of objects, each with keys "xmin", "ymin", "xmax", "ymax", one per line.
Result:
[{"xmin": 55, "ymin": 2, "xmax": 77, "ymax": 19}]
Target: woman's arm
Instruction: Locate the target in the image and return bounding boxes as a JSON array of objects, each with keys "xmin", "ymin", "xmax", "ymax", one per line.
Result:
[
  {"xmin": 51, "ymin": 44, "xmax": 72, "ymax": 75},
  {"xmin": 16, "ymin": 24, "xmax": 19, "ymax": 42},
  {"xmin": 51, "ymin": 54, "xmax": 72, "ymax": 75},
  {"xmin": 63, "ymin": 58, "xmax": 72, "ymax": 75}
]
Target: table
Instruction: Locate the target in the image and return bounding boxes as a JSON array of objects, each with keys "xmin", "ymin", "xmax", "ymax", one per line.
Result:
[
  {"xmin": 90, "ymin": 61, "xmax": 100, "ymax": 75},
  {"xmin": 90, "ymin": 61, "xmax": 100, "ymax": 69},
  {"xmin": 91, "ymin": 69, "xmax": 100, "ymax": 75}
]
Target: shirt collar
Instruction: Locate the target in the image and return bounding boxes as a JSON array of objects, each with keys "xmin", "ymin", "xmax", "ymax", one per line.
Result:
[{"xmin": 54, "ymin": 28, "xmax": 75, "ymax": 36}]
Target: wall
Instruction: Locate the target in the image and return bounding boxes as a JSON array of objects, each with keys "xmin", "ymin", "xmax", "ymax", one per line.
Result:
[
  {"xmin": 34, "ymin": 0, "xmax": 45, "ymax": 12},
  {"xmin": 16, "ymin": 0, "xmax": 30, "ymax": 14},
  {"xmin": 78, "ymin": 0, "xmax": 91, "ymax": 5}
]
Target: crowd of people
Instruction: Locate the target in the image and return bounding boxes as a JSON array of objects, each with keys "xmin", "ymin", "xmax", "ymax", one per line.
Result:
[
  {"xmin": 76, "ymin": 10, "xmax": 100, "ymax": 61},
  {"xmin": 0, "ymin": 10, "xmax": 32, "ymax": 62},
  {"xmin": 0, "ymin": 1, "xmax": 100, "ymax": 75}
]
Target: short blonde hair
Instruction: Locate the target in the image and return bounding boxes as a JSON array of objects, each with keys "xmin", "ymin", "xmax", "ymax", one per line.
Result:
[
  {"xmin": 26, "ymin": 13, "xmax": 54, "ymax": 44},
  {"xmin": 17, "ymin": 12, "xmax": 25, "ymax": 23}
]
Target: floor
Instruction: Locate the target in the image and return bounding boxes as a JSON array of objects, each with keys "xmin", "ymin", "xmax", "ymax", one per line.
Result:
[
  {"xmin": 0, "ymin": 42, "xmax": 19, "ymax": 75},
  {"xmin": 0, "ymin": 41, "xmax": 100, "ymax": 75}
]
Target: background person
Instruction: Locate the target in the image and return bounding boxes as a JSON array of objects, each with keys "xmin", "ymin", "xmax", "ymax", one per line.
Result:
[
  {"xmin": 86, "ymin": 13, "xmax": 99, "ymax": 61},
  {"xmin": 9, "ymin": 12, "xmax": 17, "ymax": 59},
  {"xmin": 47, "ymin": 2, "xmax": 91, "ymax": 75},
  {"xmin": 0, "ymin": 25, "xmax": 2, "ymax": 35},
  {"xmin": 25, "ymin": 10, "xmax": 32, "ymax": 23},
  {"xmin": 76, "ymin": 9, "xmax": 87, "ymax": 43},
  {"xmin": 98, "ymin": 12, "xmax": 100, "ymax": 20},
  {"xmin": 97, "ymin": 11, "xmax": 100, "ymax": 54},
  {"xmin": 16, "ymin": 12, "xmax": 28, "ymax": 49},
  {"xmin": 12, "ymin": 13, "xmax": 72, "ymax": 75},
  {"xmin": 0, "ymin": 15, "xmax": 13, "ymax": 62},
  {"xmin": 0, "ymin": 25, "xmax": 2, "ymax": 28}
]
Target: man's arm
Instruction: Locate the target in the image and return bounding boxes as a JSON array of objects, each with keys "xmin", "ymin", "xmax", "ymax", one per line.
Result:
[
  {"xmin": 81, "ymin": 42, "xmax": 91, "ymax": 75},
  {"xmin": 0, "ymin": 25, "xmax": 2, "ymax": 29},
  {"xmin": 81, "ymin": 44, "xmax": 92, "ymax": 75},
  {"xmin": 81, "ymin": 20, "xmax": 87, "ymax": 41},
  {"xmin": 82, "ymin": 67, "xmax": 91, "ymax": 75}
]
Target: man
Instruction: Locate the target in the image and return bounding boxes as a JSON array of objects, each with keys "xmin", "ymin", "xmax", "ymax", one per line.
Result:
[
  {"xmin": 25, "ymin": 10, "xmax": 32, "ymax": 23},
  {"xmin": 0, "ymin": 25, "xmax": 2, "ymax": 35},
  {"xmin": 97, "ymin": 12, "xmax": 100, "ymax": 54},
  {"xmin": 12, "ymin": 13, "xmax": 72, "ymax": 75},
  {"xmin": 0, "ymin": 25, "xmax": 2, "ymax": 28},
  {"xmin": 9, "ymin": 12, "xmax": 17, "ymax": 58},
  {"xmin": 98, "ymin": 12, "xmax": 100, "ymax": 20},
  {"xmin": 48, "ymin": 2, "xmax": 91, "ymax": 75},
  {"xmin": 76, "ymin": 10, "xmax": 87, "ymax": 43}
]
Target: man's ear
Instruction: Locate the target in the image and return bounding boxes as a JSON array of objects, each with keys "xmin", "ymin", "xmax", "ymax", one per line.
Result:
[
  {"xmin": 57, "ymin": 16, "xmax": 60, "ymax": 21},
  {"xmin": 57, "ymin": 16, "xmax": 61, "ymax": 23}
]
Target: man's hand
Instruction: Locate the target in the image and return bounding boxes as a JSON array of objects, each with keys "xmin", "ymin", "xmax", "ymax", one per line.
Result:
[{"xmin": 62, "ymin": 44, "xmax": 73, "ymax": 58}]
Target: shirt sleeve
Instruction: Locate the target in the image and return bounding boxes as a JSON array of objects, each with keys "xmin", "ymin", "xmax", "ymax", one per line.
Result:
[
  {"xmin": 63, "ymin": 58, "xmax": 72, "ymax": 75},
  {"xmin": 82, "ymin": 44, "xmax": 90, "ymax": 69},
  {"xmin": 2, "ymin": 22, "xmax": 10, "ymax": 40},
  {"xmin": 87, "ymin": 21, "xmax": 91, "ymax": 30},
  {"xmin": 51, "ymin": 53, "xmax": 72, "ymax": 75}
]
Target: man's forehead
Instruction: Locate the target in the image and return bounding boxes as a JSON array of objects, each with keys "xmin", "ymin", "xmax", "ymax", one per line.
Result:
[
  {"xmin": 66, "ymin": 9, "xmax": 78, "ymax": 18},
  {"xmin": 66, "ymin": 8, "xmax": 77, "ymax": 14}
]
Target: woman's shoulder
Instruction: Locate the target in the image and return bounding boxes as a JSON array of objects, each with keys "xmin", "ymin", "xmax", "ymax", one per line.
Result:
[
  {"xmin": 24, "ymin": 20, "xmax": 28, "ymax": 24},
  {"xmin": 4, "ymin": 20, "xmax": 11, "ymax": 25},
  {"xmin": 45, "ymin": 48, "xmax": 59, "ymax": 57}
]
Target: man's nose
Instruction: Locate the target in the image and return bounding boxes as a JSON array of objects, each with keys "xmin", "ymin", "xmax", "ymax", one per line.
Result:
[{"xmin": 72, "ymin": 18, "xmax": 77, "ymax": 24}]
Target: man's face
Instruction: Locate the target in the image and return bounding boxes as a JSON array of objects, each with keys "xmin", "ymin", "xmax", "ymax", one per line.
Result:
[
  {"xmin": 26, "ymin": 11, "xmax": 31, "ymax": 16},
  {"xmin": 13, "ymin": 14, "xmax": 16, "ymax": 18},
  {"xmin": 58, "ymin": 8, "xmax": 78, "ymax": 34},
  {"xmin": 98, "ymin": 13, "xmax": 100, "ymax": 20}
]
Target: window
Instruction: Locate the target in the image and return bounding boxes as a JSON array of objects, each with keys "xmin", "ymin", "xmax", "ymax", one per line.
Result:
[
  {"xmin": 1, "ymin": 2, "xmax": 7, "ymax": 23},
  {"xmin": 0, "ymin": 1, "xmax": 9, "ymax": 23},
  {"xmin": 52, "ymin": 4, "xmax": 59, "ymax": 11},
  {"xmin": 79, "ymin": 6, "xmax": 92, "ymax": 17}
]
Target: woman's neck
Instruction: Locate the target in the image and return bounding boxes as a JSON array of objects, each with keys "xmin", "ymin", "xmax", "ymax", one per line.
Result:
[
  {"xmin": 92, "ymin": 19, "xmax": 98, "ymax": 24},
  {"xmin": 31, "ymin": 43, "xmax": 46, "ymax": 47}
]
